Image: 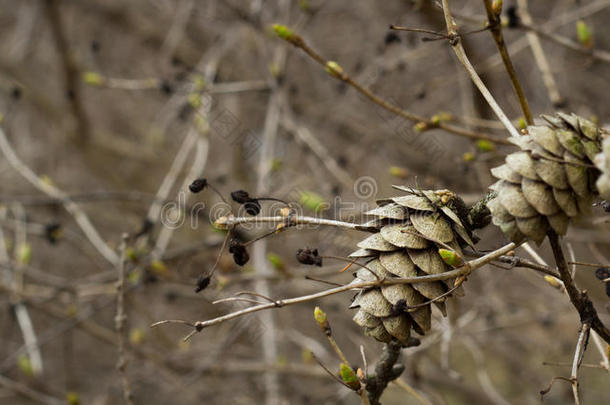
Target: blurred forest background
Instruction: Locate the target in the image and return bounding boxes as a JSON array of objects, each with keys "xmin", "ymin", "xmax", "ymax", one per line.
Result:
[{"xmin": 0, "ymin": 0, "xmax": 609, "ymax": 404}]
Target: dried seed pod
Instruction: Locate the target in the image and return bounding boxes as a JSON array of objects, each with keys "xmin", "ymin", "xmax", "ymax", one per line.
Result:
[
  {"xmin": 188, "ymin": 178, "xmax": 207, "ymax": 193},
  {"xmin": 489, "ymin": 113, "xmax": 604, "ymax": 243},
  {"xmin": 349, "ymin": 188, "xmax": 475, "ymax": 344},
  {"xmin": 229, "ymin": 239, "xmax": 249, "ymax": 266},
  {"xmin": 296, "ymin": 248, "xmax": 322, "ymax": 266}
]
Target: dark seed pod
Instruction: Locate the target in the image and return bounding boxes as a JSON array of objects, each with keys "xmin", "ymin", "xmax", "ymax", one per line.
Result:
[
  {"xmin": 595, "ymin": 268, "xmax": 610, "ymax": 297},
  {"xmin": 384, "ymin": 32, "xmax": 400, "ymax": 45},
  {"xmin": 11, "ymin": 87, "xmax": 22, "ymax": 100},
  {"xmin": 135, "ymin": 218, "xmax": 154, "ymax": 238},
  {"xmin": 44, "ymin": 223, "xmax": 62, "ymax": 244},
  {"xmin": 229, "ymin": 239, "xmax": 249, "ymax": 266},
  {"xmin": 194, "ymin": 275, "xmax": 211, "ymax": 293},
  {"xmin": 160, "ymin": 80, "xmax": 173, "ymax": 95},
  {"xmin": 506, "ymin": 6, "xmax": 520, "ymax": 28},
  {"xmin": 189, "ymin": 178, "xmax": 208, "ymax": 193},
  {"xmin": 296, "ymin": 248, "xmax": 322, "ymax": 266},
  {"xmin": 244, "ymin": 200, "xmax": 261, "ymax": 216},
  {"xmin": 90, "ymin": 40, "xmax": 101, "ymax": 53},
  {"xmin": 231, "ymin": 190, "xmax": 251, "ymax": 204}
]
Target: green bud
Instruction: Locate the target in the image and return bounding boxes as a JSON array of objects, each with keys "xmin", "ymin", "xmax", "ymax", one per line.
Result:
[
  {"xmin": 272, "ymin": 24, "xmax": 295, "ymax": 41},
  {"xmin": 325, "ymin": 61, "xmax": 344, "ymax": 79},
  {"xmin": 544, "ymin": 275, "xmax": 562, "ymax": 289},
  {"xmin": 463, "ymin": 152, "xmax": 475, "ymax": 162},
  {"xmin": 267, "ymin": 252, "xmax": 285, "ymax": 271},
  {"xmin": 576, "ymin": 20, "xmax": 593, "ymax": 48},
  {"xmin": 339, "ymin": 363, "xmax": 361, "ymax": 390},
  {"xmin": 388, "ymin": 166, "xmax": 409, "ymax": 179},
  {"xmin": 17, "ymin": 354, "xmax": 34, "ymax": 377},
  {"xmin": 476, "ymin": 139, "xmax": 496, "ymax": 152},
  {"xmin": 491, "ymin": 0, "xmax": 503, "ymax": 16},
  {"xmin": 517, "ymin": 117, "xmax": 527, "ymax": 130},
  {"xmin": 82, "ymin": 72, "xmax": 104, "ymax": 86},
  {"xmin": 314, "ymin": 306, "xmax": 330, "ymax": 332},
  {"xmin": 150, "ymin": 259, "xmax": 169, "ymax": 277},
  {"xmin": 438, "ymin": 248, "xmax": 464, "ymax": 267},
  {"xmin": 431, "ymin": 112, "xmax": 452, "ymax": 125},
  {"xmin": 66, "ymin": 392, "xmax": 80, "ymax": 405},
  {"xmin": 193, "ymin": 75, "xmax": 206, "ymax": 91},
  {"xmin": 269, "ymin": 62, "xmax": 281, "ymax": 78},
  {"xmin": 270, "ymin": 158, "xmax": 283, "ymax": 172},
  {"xmin": 129, "ymin": 328, "xmax": 145, "ymax": 345},
  {"xmin": 126, "ymin": 247, "xmax": 138, "ymax": 262},
  {"xmin": 300, "ymin": 191, "xmax": 327, "ymax": 213},
  {"xmin": 188, "ymin": 93, "xmax": 202, "ymax": 109},
  {"xmin": 413, "ymin": 122, "xmax": 428, "ymax": 133},
  {"xmin": 17, "ymin": 243, "xmax": 32, "ymax": 265}
]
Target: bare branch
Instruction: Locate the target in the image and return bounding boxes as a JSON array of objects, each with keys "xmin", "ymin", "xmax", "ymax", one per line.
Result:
[
  {"xmin": 151, "ymin": 243, "xmax": 517, "ymax": 339},
  {"xmin": 440, "ymin": 0, "xmax": 521, "ymax": 138}
]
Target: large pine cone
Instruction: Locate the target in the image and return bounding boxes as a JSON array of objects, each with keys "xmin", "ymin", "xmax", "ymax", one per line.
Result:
[
  {"xmin": 487, "ymin": 113, "xmax": 603, "ymax": 244},
  {"xmin": 594, "ymin": 136, "xmax": 610, "ymax": 200},
  {"xmin": 348, "ymin": 188, "xmax": 475, "ymax": 346}
]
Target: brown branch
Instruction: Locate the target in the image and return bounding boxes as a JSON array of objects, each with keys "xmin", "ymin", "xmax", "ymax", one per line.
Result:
[
  {"xmin": 274, "ymin": 27, "xmax": 510, "ymax": 145},
  {"xmin": 516, "ymin": 0, "xmax": 565, "ymax": 107},
  {"xmin": 439, "ymin": 0, "xmax": 521, "ymax": 138},
  {"xmin": 570, "ymin": 322, "xmax": 591, "ymax": 405},
  {"xmin": 44, "ymin": 0, "xmax": 91, "ymax": 145},
  {"xmin": 548, "ymin": 230, "xmax": 610, "ymax": 344},
  {"xmin": 151, "ymin": 243, "xmax": 517, "ymax": 340},
  {"xmin": 482, "ymin": 0, "xmax": 533, "ymax": 124},
  {"xmin": 115, "ymin": 235, "xmax": 134, "ymax": 405},
  {"xmin": 366, "ymin": 340, "xmax": 408, "ymax": 405}
]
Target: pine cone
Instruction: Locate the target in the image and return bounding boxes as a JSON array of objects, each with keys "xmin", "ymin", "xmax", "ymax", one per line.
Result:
[
  {"xmin": 594, "ymin": 136, "xmax": 610, "ymax": 200},
  {"xmin": 348, "ymin": 188, "xmax": 475, "ymax": 346},
  {"xmin": 487, "ymin": 113, "xmax": 603, "ymax": 244}
]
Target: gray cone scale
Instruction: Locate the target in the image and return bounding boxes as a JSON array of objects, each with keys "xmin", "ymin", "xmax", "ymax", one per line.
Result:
[{"xmin": 487, "ymin": 113, "xmax": 604, "ymax": 244}]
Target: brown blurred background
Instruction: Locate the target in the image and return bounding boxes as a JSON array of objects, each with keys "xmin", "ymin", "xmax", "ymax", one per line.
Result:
[{"xmin": 0, "ymin": 0, "xmax": 609, "ymax": 404}]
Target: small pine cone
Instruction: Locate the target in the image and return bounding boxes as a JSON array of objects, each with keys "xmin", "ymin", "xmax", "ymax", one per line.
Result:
[
  {"xmin": 487, "ymin": 113, "xmax": 603, "ymax": 244},
  {"xmin": 594, "ymin": 136, "xmax": 610, "ymax": 200},
  {"xmin": 348, "ymin": 188, "xmax": 475, "ymax": 345}
]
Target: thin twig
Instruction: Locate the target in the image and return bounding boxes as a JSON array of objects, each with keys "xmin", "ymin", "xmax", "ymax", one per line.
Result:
[
  {"xmin": 0, "ymin": 374, "xmax": 64, "ymax": 405},
  {"xmin": 366, "ymin": 340, "xmax": 405, "ymax": 405},
  {"xmin": 516, "ymin": 0, "xmax": 564, "ymax": 107},
  {"xmin": 440, "ymin": 0, "xmax": 521, "ymax": 138},
  {"xmin": 548, "ymin": 230, "xmax": 610, "ymax": 344},
  {"xmin": 482, "ymin": 0, "xmax": 533, "ymax": 124},
  {"xmin": 280, "ymin": 114, "xmax": 355, "ymax": 188},
  {"xmin": 517, "ymin": 21, "xmax": 610, "ymax": 64},
  {"xmin": 392, "ymin": 379, "xmax": 434, "ymax": 405},
  {"xmin": 570, "ymin": 322, "xmax": 591, "ymax": 405},
  {"xmin": 115, "ymin": 234, "xmax": 134, "ymax": 405},
  {"xmin": 215, "ymin": 214, "xmax": 378, "ymax": 231},
  {"xmin": 0, "ymin": 127, "xmax": 119, "ymax": 265},
  {"xmin": 151, "ymin": 243, "xmax": 517, "ymax": 340},
  {"xmin": 44, "ymin": 0, "xmax": 91, "ymax": 144},
  {"xmin": 253, "ymin": 3, "xmax": 290, "ymax": 403},
  {"xmin": 276, "ymin": 27, "xmax": 510, "ymax": 144}
]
